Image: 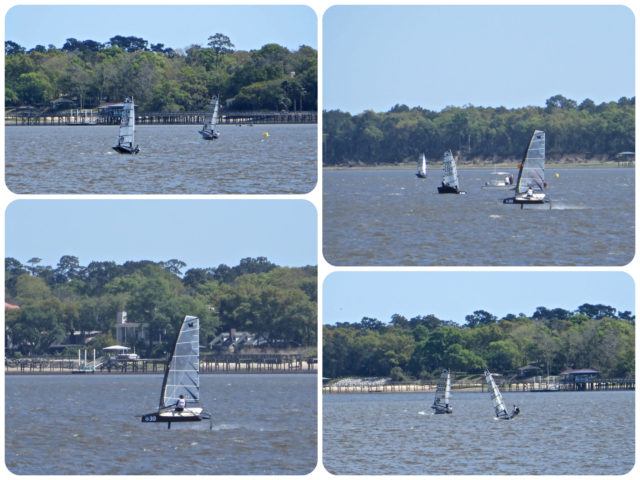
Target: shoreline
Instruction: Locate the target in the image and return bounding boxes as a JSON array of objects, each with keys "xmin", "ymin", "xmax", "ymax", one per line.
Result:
[
  {"xmin": 5, "ymin": 360, "xmax": 317, "ymax": 376},
  {"xmin": 323, "ymin": 379, "xmax": 634, "ymax": 394},
  {"xmin": 324, "ymin": 161, "xmax": 633, "ymax": 171}
]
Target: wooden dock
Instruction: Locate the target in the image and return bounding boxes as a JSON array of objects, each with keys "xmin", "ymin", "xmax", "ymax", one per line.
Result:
[
  {"xmin": 5, "ymin": 353, "xmax": 317, "ymax": 375},
  {"xmin": 5, "ymin": 109, "xmax": 317, "ymax": 126},
  {"xmin": 323, "ymin": 378, "xmax": 635, "ymax": 394}
]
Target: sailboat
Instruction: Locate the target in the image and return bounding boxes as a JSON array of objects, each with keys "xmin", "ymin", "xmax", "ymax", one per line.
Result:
[
  {"xmin": 141, "ymin": 315, "xmax": 211, "ymax": 428},
  {"xmin": 503, "ymin": 130, "xmax": 548, "ymax": 205},
  {"xmin": 437, "ymin": 150, "xmax": 466, "ymax": 194},
  {"xmin": 482, "ymin": 171, "xmax": 514, "ymax": 189},
  {"xmin": 199, "ymin": 94, "xmax": 220, "ymax": 140},
  {"xmin": 431, "ymin": 369, "xmax": 453, "ymax": 414},
  {"xmin": 112, "ymin": 97, "xmax": 140, "ymax": 154},
  {"xmin": 416, "ymin": 153, "xmax": 427, "ymax": 178},
  {"xmin": 484, "ymin": 369, "xmax": 519, "ymax": 420}
]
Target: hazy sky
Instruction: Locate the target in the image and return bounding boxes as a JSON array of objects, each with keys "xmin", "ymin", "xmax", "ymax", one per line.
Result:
[
  {"xmin": 323, "ymin": 271, "xmax": 635, "ymax": 325},
  {"xmin": 4, "ymin": 4, "xmax": 317, "ymax": 52},
  {"xmin": 324, "ymin": 4, "xmax": 635, "ymax": 113},
  {"xmin": 5, "ymin": 200, "xmax": 317, "ymax": 269}
]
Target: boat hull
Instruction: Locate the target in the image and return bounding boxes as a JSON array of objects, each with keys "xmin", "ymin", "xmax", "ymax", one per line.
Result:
[
  {"xmin": 416, "ymin": 173, "xmax": 427, "ymax": 179},
  {"xmin": 141, "ymin": 407, "xmax": 209, "ymax": 423},
  {"xmin": 113, "ymin": 144, "xmax": 140, "ymax": 154},
  {"xmin": 199, "ymin": 129, "xmax": 220, "ymax": 140},
  {"xmin": 432, "ymin": 405, "xmax": 453, "ymax": 414},
  {"xmin": 438, "ymin": 185, "xmax": 465, "ymax": 194},
  {"xmin": 503, "ymin": 194, "xmax": 547, "ymax": 205},
  {"xmin": 497, "ymin": 410, "xmax": 519, "ymax": 420}
]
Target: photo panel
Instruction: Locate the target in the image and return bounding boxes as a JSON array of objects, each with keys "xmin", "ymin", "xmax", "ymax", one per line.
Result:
[
  {"xmin": 322, "ymin": 270, "xmax": 635, "ymax": 475},
  {"xmin": 5, "ymin": 4, "xmax": 318, "ymax": 194},
  {"xmin": 322, "ymin": 5, "xmax": 635, "ymax": 266},
  {"xmin": 5, "ymin": 199, "xmax": 318, "ymax": 475}
]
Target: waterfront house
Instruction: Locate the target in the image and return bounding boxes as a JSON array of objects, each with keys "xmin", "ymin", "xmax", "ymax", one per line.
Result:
[{"xmin": 560, "ymin": 368, "xmax": 600, "ymax": 390}]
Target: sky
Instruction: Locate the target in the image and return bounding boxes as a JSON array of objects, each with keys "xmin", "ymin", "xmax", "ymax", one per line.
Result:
[
  {"xmin": 324, "ymin": 4, "xmax": 636, "ymax": 113},
  {"xmin": 5, "ymin": 200, "xmax": 317, "ymax": 270},
  {"xmin": 4, "ymin": 4, "xmax": 317, "ymax": 52},
  {"xmin": 323, "ymin": 271, "xmax": 635, "ymax": 325}
]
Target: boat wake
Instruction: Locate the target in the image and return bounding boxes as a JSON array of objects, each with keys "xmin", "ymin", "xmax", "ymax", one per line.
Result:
[{"xmin": 546, "ymin": 202, "xmax": 589, "ymax": 210}]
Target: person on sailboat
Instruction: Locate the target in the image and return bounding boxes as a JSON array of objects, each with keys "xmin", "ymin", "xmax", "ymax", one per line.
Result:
[
  {"xmin": 175, "ymin": 395, "xmax": 186, "ymax": 412},
  {"xmin": 512, "ymin": 404, "xmax": 520, "ymax": 416},
  {"xmin": 526, "ymin": 187, "xmax": 534, "ymax": 197}
]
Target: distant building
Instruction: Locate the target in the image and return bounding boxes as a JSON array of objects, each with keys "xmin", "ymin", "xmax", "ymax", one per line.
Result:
[
  {"xmin": 560, "ymin": 368, "xmax": 600, "ymax": 390},
  {"xmin": 97, "ymin": 101, "xmax": 127, "ymax": 122},
  {"xmin": 115, "ymin": 311, "xmax": 149, "ymax": 344},
  {"xmin": 209, "ymin": 329, "xmax": 266, "ymax": 352},
  {"xmin": 517, "ymin": 364, "xmax": 543, "ymax": 377},
  {"xmin": 48, "ymin": 330, "xmax": 102, "ymax": 353}
]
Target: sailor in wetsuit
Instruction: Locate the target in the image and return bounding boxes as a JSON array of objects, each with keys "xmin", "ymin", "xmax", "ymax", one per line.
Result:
[{"xmin": 175, "ymin": 395, "xmax": 186, "ymax": 413}]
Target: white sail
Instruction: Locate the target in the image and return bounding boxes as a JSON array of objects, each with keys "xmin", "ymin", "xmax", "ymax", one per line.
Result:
[
  {"xmin": 515, "ymin": 130, "xmax": 545, "ymax": 195},
  {"xmin": 484, "ymin": 369, "xmax": 509, "ymax": 419},
  {"xmin": 442, "ymin": 150, "xmax": 459, "ymax": 189},
  {"xmin": 432, "ymin": 369, "xmax": 452, "ymax": 413},
  {"xmin": 201, "ymin": 95, "xmax": 220, "ymax": 138},
  {"xmin": 160, "ymin": 315, "xmax": 200, "ymax": 408},
  {"xmin": 417, "ymin": 153, "xmax": 427, "ymax": 177},
  {"xmin": 118, "ymin": 97, "xmax": 135, "ymax": 148}
]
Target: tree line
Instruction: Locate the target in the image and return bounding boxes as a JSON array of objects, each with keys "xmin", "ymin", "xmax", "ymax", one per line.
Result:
[
  {"xmin": 323, "ymin": 306, "xmax": 635, "ymax": 381},
  {"xmin": 5, "ymin": 256, "xmax": 317, "ymax": 358},
  {"xmin": 323, "ymin": 95, "xmax": 635, "ymax": 165},
  {"xmin": 5, "ymin": 33, "xmax": 317, "ymax": 112}
]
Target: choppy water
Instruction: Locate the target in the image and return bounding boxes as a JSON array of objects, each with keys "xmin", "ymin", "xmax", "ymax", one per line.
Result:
[
  {"xmin": 323, "ymin": 391, "xmax": 634, "ymax": 475},
  {"xmin": 5, "ymin": 374, "xmax": 317, "ymax": 475},
  {"xmin": 323, "ymin": 168, "xmax": 634, "ymax": 266},
  {"xmin": 5, "ymin": 124, "xmax": 317, "ymax": 194}
]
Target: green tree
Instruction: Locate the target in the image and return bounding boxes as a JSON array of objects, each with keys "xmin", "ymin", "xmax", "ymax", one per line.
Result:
[{"xmin": 16, "ymin": 72, "xmax": 54, "ymax": 105}]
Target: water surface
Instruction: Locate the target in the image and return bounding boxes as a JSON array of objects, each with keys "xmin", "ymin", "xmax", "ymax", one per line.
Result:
[
  {"xmin": 323, "ymin": 391, "xmax": 634, "ymax": 475},
  {"xmin": 323, "ymin": 168, "xmax": 634, "ymax": 265},
  {"xmin": 5, "ymin": 124, "xmax": 317, "ymax": 194},
  {"xmin": 5, "ymin": 374, "xmax": 317, "ymax": 475}
]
